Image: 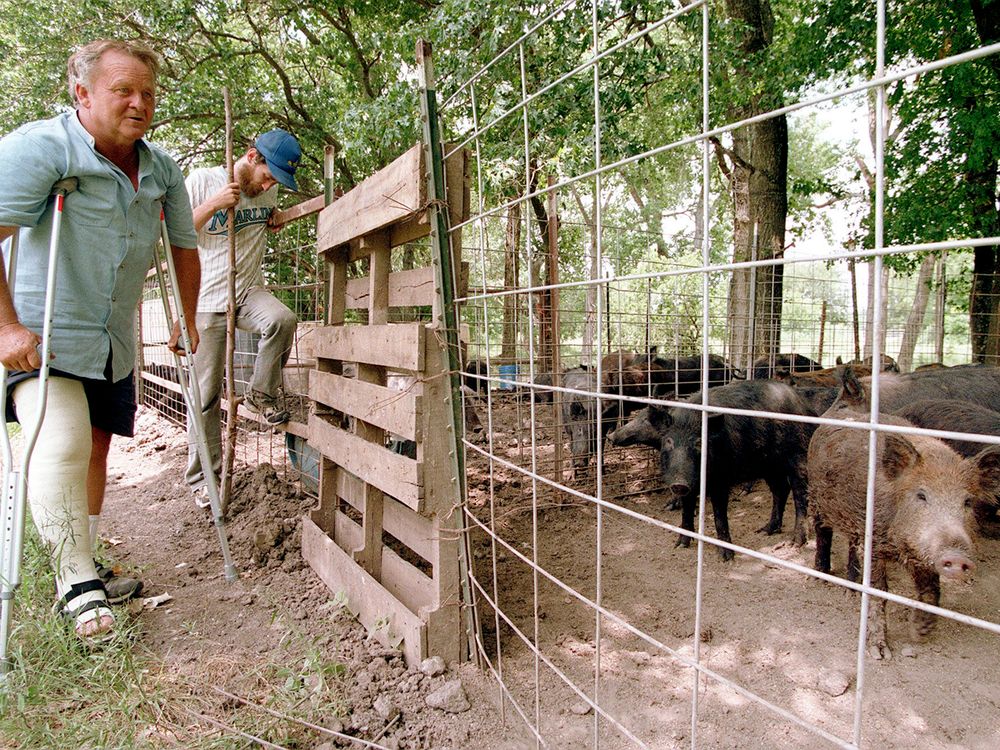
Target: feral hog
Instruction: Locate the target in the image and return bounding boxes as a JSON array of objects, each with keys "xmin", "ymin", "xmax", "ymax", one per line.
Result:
[
  {"xmin": 647, "ymin": 380, "xmax": 816, "ymax": 560},
  {"xmin": 602, "ymin": 353, "xmax": 736, "ymax": 425},
  {"xmin": 808, "ymin": 413, "xmax": 1000, "ymax": 659},
  {"xmin": 829, "ymin": 364, "xmax": 1000, "ymax": 416},
  {"xmin": 894, "ymin": 399, "xmax": 1000, "ymax": 537},
  {"xmin": 751, "ymin": 352, "xmax": 821, "ymax": 380},
  {"xmin": 562, "ymin": 366, "xmax": 604, "ymax": 479},
  {"xmin": 776, "ymin": 364, "xmax": 872, "ymax": 388},
  {"xmin": 463, "ymin": 359, "xmax": 489, "ymax": 394}
]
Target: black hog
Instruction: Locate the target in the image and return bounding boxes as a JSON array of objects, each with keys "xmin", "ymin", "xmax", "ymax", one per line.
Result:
[
  {"xmin": 532, "ymin": 372, "xmax": 554, "ymax": 403},
  {"xmin": 835, "ymin": 354, "xmax": 899, "ymax": 373},
  {"xmin": 894, "ymin": 399, "xmax": 1000, "ymax": 537},
  {"xmin": 776, "ymin": 364, "xmax": 871, "ymax": 388},
  {"xmin": 602, "ymin": 353, "xmax": 736, "ymax": 426},
  {"xmin": 532, "ymin": 367, "xmax": 593, "ymax": 404},
  {"xmin": 808, "ymin": 411, "xmax": 1000, "ymax": 659},
  {"xmin": 463, "ymin": 359, "xmax": 489, "ymax": 394},
  {"xmin": 561, "ymin": 366, "xmax": 603, "ymax": 479},
  {"xmin": 751, "ymin": 352, "xmax": 821, "ymax": 380},
  {"xmin": 646, "ymin": 380, "xmax": 816, "ymax": 560},
  {"xmin": 789, "ymin": 385, "xmax": 839, "ymax": 417},
  {"xmin": 608, "ymin": 406, "xmax": 661, "ymax": 449}
]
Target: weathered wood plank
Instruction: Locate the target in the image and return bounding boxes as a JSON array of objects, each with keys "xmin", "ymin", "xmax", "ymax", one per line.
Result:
[
  {"xmin": 316, "ymin": 145, "xmax": 425, "ymax": 254},
  {"xmin": 272, "ymin": 195, "xmax": 325, "ymax": 228},
  {"xmin": 302, "ymin": 516, "xmax": 425, "ymax": 665},
  {"xmin": 308, "ymin": 370, "xmax": 420, "ymax": 441},
  {"xmin": 334, "ymin": 510, "xmax": 433, "ymax": 614},
  {"xmin": 343, "ymin": 263, "xmax": 468, "ymax": 311},
  {"xmin": 346, "ymin": 266, "xmax": 433, "ymax": 310},
  {"xmin": 312, "ymin": 323, "xmax": 425, "ymax": 372},
  {"xmin": 309, "ymin": 415, "xmax": 421, "ymax": 511},
  {"xmin": 336, "ymin": 470, "xmax": 435, "ymax": 563}
]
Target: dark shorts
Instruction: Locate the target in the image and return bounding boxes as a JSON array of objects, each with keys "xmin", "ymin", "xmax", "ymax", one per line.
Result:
[{"xmin": 5, "ymin": 368, "xmax": 137, "ymax": 438}]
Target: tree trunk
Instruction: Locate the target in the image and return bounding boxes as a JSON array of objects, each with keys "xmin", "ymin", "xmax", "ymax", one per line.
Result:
[
  {"xmin": 896, "ymin": 255, "xmax": 937, "ymax": 372},
  {"xmin": 500, "ymin": 201, "xmax": 521, "ymax": 363},
  {"xmin": 968, "ymin": 2, "xmax": 1000, "ymax": 363},
  {"xmin": 968, "ymin": 156, "xmax": 1000, "ymax": 365},
  {"xmin": 863, "ymin": 262, "xmax": 889, "ymax": 360},
  {"xmin": 723, "ymin": 0, "xmax": 788, "ymax": 371},
  {"xmin": 572, "ymin": 185, "xmax": 599, "ymax": 366}
]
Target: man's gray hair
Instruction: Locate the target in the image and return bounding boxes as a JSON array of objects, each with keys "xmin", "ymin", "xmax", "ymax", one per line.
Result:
[{"xmin": 67, "ymin": 39, "xmax": 161, "ymax": 106}]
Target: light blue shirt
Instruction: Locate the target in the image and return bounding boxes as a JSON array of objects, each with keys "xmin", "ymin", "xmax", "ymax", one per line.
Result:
[{"xmin": 0, "ymin": 111, "xmax": 197, "ymax": 381}]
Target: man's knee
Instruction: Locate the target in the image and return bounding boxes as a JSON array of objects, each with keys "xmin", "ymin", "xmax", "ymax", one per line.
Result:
[
  {"xmin": 268, "ymin": 306, "xmax": 298, "ymax": 341},
  {"xmin": 14, "ymin": 378, "xmax": 92, "ymax": 472}
]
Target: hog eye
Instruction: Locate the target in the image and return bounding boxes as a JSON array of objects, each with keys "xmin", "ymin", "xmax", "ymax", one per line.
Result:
[
  {"xmin": 965, "ymin": 496, "xmax": 974, "ymax": 509},
  {"xmin": 664, "ymin": 437, "xmax": 674, "ymax": 451},
  {"xmin": 916, "ymin": 491, "xmax": 928, "ymax": 503}
]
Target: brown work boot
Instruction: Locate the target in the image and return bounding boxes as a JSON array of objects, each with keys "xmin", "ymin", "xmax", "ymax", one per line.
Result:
[{"xmin": 244, "ymin": 389, "xmax": 290, "ymax": 425}]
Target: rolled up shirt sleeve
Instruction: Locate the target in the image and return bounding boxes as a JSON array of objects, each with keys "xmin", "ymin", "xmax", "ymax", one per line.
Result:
[
  {"xmin": 161, "ymin": 157, "xmax": 198, "ymax": 250},
  {"xmin": 0, "ymin": 128, "xmax": 69, "ymax": 228}
]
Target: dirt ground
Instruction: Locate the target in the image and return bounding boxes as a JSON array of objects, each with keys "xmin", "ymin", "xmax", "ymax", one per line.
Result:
[
  {"xmin": 103, "ymin": 398, "xmax": 1000, "ymax": 749},
  {"xmin": 460, "ymin": 392, "xmax": 1000, "ymax": 749},
  {"xmin": 101, "ymin": 407, "xmax": 523, "ymax": 749}
]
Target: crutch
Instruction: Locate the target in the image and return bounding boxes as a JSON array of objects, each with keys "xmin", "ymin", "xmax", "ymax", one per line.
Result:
[
  {"xmin": 0, "ymin": 179, "xmax": 77, "ymax": 678},
  {"xmin": 153, "ymin": 207, "xmax": 238, "ymax": 583}
]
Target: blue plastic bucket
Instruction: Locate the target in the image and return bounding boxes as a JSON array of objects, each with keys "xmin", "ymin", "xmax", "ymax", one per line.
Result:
[{"xmin": 498, "ymin": 364, "xmax": 519, "ymax": 390}]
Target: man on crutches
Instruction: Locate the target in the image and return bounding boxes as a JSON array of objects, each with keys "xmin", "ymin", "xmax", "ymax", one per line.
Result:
[{"xmin": 0, "ymin": 39, "xmax": 199, "ymax": 644}]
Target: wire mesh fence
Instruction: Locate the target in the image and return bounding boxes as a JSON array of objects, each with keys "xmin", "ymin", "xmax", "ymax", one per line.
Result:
[
  {"xmin": 130, "ymin": 2, "xmax": 1000, "ymax": 745},
  {"xmin": 138, "ymin": 219, "xmax": 323, "ymax": 496},
  {"xmin": 441, "ymin": 1, "xmax": 1000, "ymax": 748}
]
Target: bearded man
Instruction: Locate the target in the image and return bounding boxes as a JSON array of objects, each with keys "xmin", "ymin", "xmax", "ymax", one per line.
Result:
[{"xmin": 184, "ymin": 129, "xmax": 302, "ymax": 506}]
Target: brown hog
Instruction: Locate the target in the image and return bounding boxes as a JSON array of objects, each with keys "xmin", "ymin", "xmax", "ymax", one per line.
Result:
[
  {"xmin": 808, "ymin": 414, "xmax": 1000, "ymax": 660},
  {"xmin": 775, "ymin": 364, "xmax": 872, "ymax": 388}
]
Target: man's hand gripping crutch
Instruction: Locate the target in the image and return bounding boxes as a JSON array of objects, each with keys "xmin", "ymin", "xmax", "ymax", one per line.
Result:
[
  {"xmin": 0, "ymin": 179, "xmax": 77, "ymax": 677},
  {"xmin": 154, "ymin": 206, "xmax": 238, "ymax": 584}
]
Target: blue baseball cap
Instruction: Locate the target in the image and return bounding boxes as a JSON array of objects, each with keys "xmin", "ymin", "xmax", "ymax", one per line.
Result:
[{"xmin": 255, "ymin": 128, "xmax": 301, "ymax": 191}]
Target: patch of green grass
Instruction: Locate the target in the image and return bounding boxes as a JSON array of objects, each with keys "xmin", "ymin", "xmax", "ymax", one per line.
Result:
[
  {"xmin": 0, "ymin": 532, "xmax": 154, "ymax": 748},
  {"xmin": 0, "ymin": 530, "xmax": 352, "ymax": 750}
]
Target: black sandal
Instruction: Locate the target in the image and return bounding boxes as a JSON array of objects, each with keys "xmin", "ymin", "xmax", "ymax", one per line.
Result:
[{"xmin": 55, "ymin": 579, "xmax": 115, "ymax": 643}]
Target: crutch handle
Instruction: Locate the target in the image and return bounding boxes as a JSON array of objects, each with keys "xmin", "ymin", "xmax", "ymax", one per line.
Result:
[{"xmin": 51, "ymin": 178, "xmax": 78, "ymax": 197}]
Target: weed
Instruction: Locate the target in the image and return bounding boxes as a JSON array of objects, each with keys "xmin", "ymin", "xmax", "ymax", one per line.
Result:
[{"xmin": 0, "ymin": 527, "xmax": 354, "ymax": 749}]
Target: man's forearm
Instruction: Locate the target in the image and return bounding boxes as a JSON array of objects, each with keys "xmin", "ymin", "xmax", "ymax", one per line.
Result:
[
  {"xmin": 170, "ymin": 245, "xmax": 201, "ymax": 321},
  {"xmin": 0, "ymin": 226, "xmax": 20, "ymax": 325},
  {"xmin": 191, "ymin": 201, "xmax": 217, "ymax": 232}
]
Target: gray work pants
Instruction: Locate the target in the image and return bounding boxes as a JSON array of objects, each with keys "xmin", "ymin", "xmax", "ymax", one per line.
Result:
[{"xmin": 185, "ymin": 287, "xmax": 297, "ymax": 490}]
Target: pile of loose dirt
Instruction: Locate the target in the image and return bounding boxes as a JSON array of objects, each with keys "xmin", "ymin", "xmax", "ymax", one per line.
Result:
[{"xmin": 226, "ymin": 463, "xmax": 310, "ymax": 572}]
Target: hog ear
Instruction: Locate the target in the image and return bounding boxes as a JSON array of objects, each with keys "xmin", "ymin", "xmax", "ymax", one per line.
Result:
[
  {"xmin": 972, "ymin": 445, "xmax": 1000, "ymax": 493},
  {"xmin": 881, "ymin": 434, "xmax": 919, "ymax": 479},
  {"xmin": 836, "ymin": 355, "xmax": 844, "ymax": 365},
  {"xmin": 839, "ymin": 365, "xmax": 867, "ymax": 406},
  {"xmin": 774, "ymin": 369, "xmax": 792, "ymax": 383},
  {"xmin": 647, "ymin": 404, "xmax": 672, "ymax": 430}
]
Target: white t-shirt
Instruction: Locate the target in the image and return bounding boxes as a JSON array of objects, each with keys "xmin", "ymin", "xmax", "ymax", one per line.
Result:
[{"xmin": 186, "ymin": 166, "xmax": 277, "ymax": 313}]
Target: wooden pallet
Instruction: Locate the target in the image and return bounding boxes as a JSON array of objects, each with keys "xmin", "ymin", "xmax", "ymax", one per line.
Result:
[{"xmin": 303, "ymin": 142, "xmax": 469, "ymax": 665}]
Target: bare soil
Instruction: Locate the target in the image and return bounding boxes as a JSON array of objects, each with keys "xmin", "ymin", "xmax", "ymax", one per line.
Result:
[
  {"xmin": 102, "ymin": 407, "xmax": 522, "ymax": 749},
  {"xmin": 103, "ymin": 398, "xmax": 1000, "ymax": 749},
  {"xmin": 461, "ymin": 392, "xmax": 1000, "ymax": 749}
]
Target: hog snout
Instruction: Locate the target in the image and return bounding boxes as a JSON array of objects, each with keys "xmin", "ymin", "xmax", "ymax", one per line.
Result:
[
  {"xmin": 936, "ymin": 550, "xmax": 976, "ymax": 582},
  {"xmin": 670, "ymin": 483, "xmax": 690, "ymax": 497}
]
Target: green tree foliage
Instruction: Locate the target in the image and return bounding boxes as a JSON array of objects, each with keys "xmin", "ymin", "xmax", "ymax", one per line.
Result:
[{"xmin": 0, "ymin": 0, "xmax": 991, "ymax": 362}]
